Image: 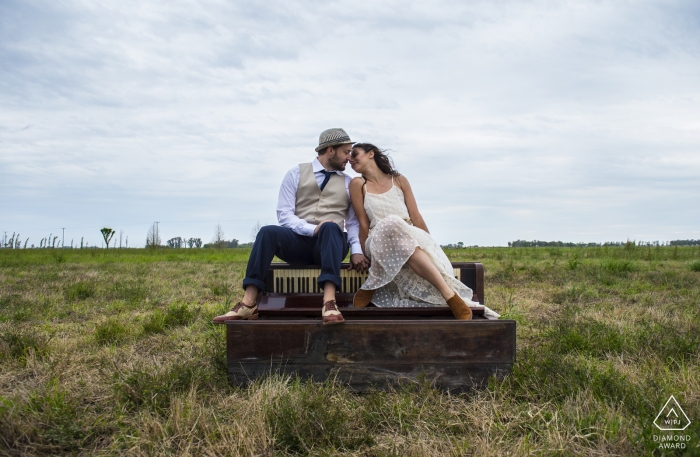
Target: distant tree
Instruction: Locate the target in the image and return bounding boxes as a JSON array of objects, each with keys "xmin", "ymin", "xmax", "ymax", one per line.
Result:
[
  {"xmin": 187, "ymin": 237, "xmax": 203, "ymax": 248},
  {"xmin": 250, "ymin": 221, "xmax": 262, "ymax": 242},
  {"xmin": 24, "ymin": 238, "xmax": 29, "ymax": 249},
  {"xmin": 213, "ymin": 224, "xmax": 226, "ymax": 248},
  {"xmin": 146, "ymin": 223, "xmax": 161, "ymax": 248},
  {"xmin": 100, "ymin": 228, "xmax": 116, "ymax": 249},
  {"xmin": 670, "ymin": 239, "xmax": 700, "ymax": 246},
  {"xmin": 167, "ymin": 237, "xmax": 184, "ymax": 248}
]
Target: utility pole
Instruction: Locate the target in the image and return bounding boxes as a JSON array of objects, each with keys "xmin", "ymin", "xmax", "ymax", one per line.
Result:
[
  {"xmin": 3, "ymin": 232, "xmax": 6, "ymax": 248},
  {"xmin": 62, "ymin": 228, "xmax": 65, "ymax": 248}
]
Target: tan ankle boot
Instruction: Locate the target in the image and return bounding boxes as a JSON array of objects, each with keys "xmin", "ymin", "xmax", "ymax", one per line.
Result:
[
  {"xmin": 353, "ymin": 289, "xmax": 375, "ymax": 308},
  {"xmin": 446, "ymin": 293, "xmax": 472, "ymax": 320}
]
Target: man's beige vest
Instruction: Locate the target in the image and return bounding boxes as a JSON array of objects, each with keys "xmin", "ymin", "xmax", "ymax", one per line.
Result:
[{"xmin": 295, "ymin": 163, "xmax": 349, "ymax": 231}]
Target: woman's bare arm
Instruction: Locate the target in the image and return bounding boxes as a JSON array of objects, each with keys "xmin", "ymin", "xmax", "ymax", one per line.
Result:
[
  {"xmin": 349, "ymin": 177, "xmax": 371, "ymax": 255},
  {"xmin": 397, "ymin": 175, "xmax": 429, "ymax": 233}
]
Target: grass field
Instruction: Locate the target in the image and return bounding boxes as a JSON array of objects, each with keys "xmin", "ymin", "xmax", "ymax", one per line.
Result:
[{"xmin": 1, "ymin": 246, "xmax": 698, "ymax": 456}]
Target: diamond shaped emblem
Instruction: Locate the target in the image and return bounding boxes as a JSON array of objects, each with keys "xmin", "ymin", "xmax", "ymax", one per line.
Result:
[{"xmin": 654, "ymin": 395, "xmax": 691, "ymax": 431}]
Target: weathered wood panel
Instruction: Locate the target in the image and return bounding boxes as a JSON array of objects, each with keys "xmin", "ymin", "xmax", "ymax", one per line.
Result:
[
  {"xmin": 229, "ymin": 362, "xmax": 514, "ymax": 392},
  {"xmin": 257, "ymin": 296, "xmax": 487, "ymax": 318},
  {"xmin": 227, "ymin": 319, "xmax": 516, "ymax": 392}
]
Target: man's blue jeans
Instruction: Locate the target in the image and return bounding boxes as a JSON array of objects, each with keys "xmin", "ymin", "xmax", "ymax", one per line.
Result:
[{"xmin": 242, "ymin": 223, "xmax": 349, "ymax": 292}]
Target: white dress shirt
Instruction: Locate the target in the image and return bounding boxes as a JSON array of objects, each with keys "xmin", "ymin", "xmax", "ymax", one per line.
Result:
[{"xmin": 277, "ymin": 157, "xmax": 362, "ymax": 255}]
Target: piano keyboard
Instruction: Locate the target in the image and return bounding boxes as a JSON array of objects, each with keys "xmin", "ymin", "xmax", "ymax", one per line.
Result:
[{"xmin": 271, "ymin": 268, "xmax": 461, "ymax": 294}]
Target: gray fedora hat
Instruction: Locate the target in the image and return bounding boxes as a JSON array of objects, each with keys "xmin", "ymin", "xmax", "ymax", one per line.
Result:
[{"xmin": 315, "ymin": 128, "xmax": 354, "ymax": 152}]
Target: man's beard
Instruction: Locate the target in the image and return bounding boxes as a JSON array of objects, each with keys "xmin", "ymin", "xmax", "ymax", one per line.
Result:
[{"xmin": 328, "ymin": 152, "xmax": 346, "ymax": 171}]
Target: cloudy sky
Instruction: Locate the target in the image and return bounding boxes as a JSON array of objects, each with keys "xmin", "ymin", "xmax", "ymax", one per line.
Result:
[{"xmin": 1, "ymin": 0, "xmax": 699, "ymax": 247}]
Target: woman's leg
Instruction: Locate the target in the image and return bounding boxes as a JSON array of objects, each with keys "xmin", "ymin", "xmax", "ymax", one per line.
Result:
[
  {"xmin": 406, "ymin": 247, "xmax": 472, "ymax": 319},
  {"xmin": 405, "ymin": 247, "xmax": 453, "ymax": 300}
]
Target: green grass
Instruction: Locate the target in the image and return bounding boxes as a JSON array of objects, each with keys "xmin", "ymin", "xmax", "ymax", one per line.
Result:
[{"xmin": 0, "ymin": 246, "xmax": 699, "ymax": 455}]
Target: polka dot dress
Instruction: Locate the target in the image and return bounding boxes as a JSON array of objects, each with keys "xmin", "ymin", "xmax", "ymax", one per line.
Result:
[{"xmin": 361, "ymin": 182, "xmax": 485, "ymax": 310}]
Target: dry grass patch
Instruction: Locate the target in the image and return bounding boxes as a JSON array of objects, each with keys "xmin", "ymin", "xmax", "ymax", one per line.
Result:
[{"xmin": 1, "ymin": 247, "xmax": 699, "ymax": 455}]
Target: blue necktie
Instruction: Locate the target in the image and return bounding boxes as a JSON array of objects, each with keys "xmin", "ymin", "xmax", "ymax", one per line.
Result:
[{"xmin": 319, "ymin": 170, "xmax": 334, "ymax": 191}]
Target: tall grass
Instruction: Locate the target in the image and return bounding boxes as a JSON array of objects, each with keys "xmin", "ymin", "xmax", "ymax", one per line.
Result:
[{"xmin": 0, "ymin": 247, "xmax": 698, "ymax": 455}]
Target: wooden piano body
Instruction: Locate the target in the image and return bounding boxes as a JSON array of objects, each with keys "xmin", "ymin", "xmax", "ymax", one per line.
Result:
[{"xmin": 226, "ymin": 262, "xmax": 516, "ymax": 392}]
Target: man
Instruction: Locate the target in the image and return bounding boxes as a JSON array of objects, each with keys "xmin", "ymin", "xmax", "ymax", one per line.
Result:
[{"xmin": 213, "ymin": 128, "xmax": 370, "ymax": 325}]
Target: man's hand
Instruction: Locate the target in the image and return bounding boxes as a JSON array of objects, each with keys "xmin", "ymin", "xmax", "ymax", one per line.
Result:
[
  {"xmin": 349, "ymin": 254, "xmax": 370, "ymax": 272},
  {"xmin": 313, "ymin": 220, "xmax": 334, "ymax": 237}
]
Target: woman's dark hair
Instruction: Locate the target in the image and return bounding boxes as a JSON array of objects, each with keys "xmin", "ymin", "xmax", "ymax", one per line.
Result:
[{"xmin": 352, "ymin": 143, "xmax": 400, "ymax": 176}]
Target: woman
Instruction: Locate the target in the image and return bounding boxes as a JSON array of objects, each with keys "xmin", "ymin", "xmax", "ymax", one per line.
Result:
[{"xmin": 348, "ymin": 143, "xmax": 499, "ymax": 320}]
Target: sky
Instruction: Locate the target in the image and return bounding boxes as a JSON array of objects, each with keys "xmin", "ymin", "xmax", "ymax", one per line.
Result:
[{"xmin": 1, "ymin": 0, "xmax": 699, "ymax": 247}]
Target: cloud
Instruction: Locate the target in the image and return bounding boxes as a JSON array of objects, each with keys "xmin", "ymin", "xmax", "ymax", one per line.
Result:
[{"xmin": 1, "ymin": 0, "xmax": 699, "ymax": 246}]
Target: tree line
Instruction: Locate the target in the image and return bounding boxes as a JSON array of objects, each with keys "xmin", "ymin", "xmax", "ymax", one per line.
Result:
[{"xmin": 508, "ymin": 239, "xmax": 700, "ymax": 247}]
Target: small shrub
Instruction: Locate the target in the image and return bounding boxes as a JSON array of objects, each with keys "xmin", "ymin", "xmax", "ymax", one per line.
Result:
[
  {"xmin": 11, "ymin": 307, "xmax": 32, "ymax": 322},
  {"xmin": 548, "ymin": 248, "xmax": 563, "ymax": 258},
  {"xmin": 113, "ymin": 361, "xmax": 213, "ymax": 413},
  {"xmin": 26, "ymin": 382, "xmax": 88, "ymax": 450},
  {"xmin": 64, "ymin": 281, "xmax": 95, "ymax": 302},
  {"xmin": 0, "ymin": 328, "xmax": 49, "ymax": 362},
  {"xmin": 163, "ymin": 303, "xmax": 197, "ymax": 327},
  {"xmin": 264, "ymin": 378, "xmax": 372, "ymax": 453},
  {"xmin": 94, "ymin": 319, "xmax": 129, "ymax": 345},
  {"xmin": 689, "ymin": 260, "xmax": 700, "ymax": 272},
  {"xmin": 141, "ymin": 304, "xmax": 197, "ymax": 335},
  {"xmin": 112, "ymin": 280, "xmax": 147, "ymax": 304},
  {"xmin": 552, "ymin": 284, "xmax": 598, "ymax": 304},
  {"xmin": 207, "ymin": 279, "xmax": 231, "ymax": 297},
  {"xmin": 0, "ymin": 294, "xmax": 33, "ymax": 323},
  {"xmin": 567, "ymin": 254, "xmax": 582, "ymax": 270},
  {"xmin": 0, "ymin": 294, "xmax": 21, "ymax": 310},
  {"xmin": 602, "ymin": 258, "xmax": 634, "ymax": 273},
  {"xmin": 546, "ymin": 319, "xmax": 627, "ymax": 357},
  {"xmin": 142, "ymin": 310, "xmax": 166, "ymax": 334},
  {"xmin": 51, "ymin": 251, "xmax": 66, "ymax": 264}
]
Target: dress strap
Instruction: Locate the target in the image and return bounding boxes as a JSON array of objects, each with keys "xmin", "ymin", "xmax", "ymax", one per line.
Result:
[
  {"xmin": 392, "ymin": 175, "xmax": 402, "ymax": 191},
  {"xmin": 360, "ymin": 177, "xmax": 369, "ymax": 209}
]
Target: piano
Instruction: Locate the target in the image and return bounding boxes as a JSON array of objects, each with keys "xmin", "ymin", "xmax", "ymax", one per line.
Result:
[{"xmin": 226, "ymin": 262, "xmax": 516, "ymax": 392}]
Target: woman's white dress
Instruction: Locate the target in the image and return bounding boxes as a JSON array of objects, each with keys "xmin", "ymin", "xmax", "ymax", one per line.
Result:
[{"xmin": 360, "ymin": 180, "xmax": 499, "ymax": 318}]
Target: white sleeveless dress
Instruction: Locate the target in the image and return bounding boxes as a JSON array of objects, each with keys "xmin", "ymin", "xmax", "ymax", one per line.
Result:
[{"xmin": 360, "ymin": 180, "xmax": 499, "ymax": 318}]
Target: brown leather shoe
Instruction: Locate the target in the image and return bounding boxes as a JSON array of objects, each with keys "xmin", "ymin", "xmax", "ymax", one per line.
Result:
[
  {"xmin": 322, "ymin": 300, "xmax": 345, "ymax": 325},
  {"xmin": 446, "ymin": 293, "xmax": 472, "ymax": 320},
  {"xmin": 353, "ymin": 288, "xmax": 375, "ymax": 308},
  {"xmin": 212, "ymin": 301, "xmax": 258, "ymax": 324}
]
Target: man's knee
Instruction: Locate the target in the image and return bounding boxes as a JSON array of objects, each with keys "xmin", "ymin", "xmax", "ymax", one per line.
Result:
[
  {"xmin": 255, "ymin": 225, "xmax": 284, "ymax": 243},
  {"xmin": 317, "ymin": 222, "xmax": 342, "ymax": 238}
]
